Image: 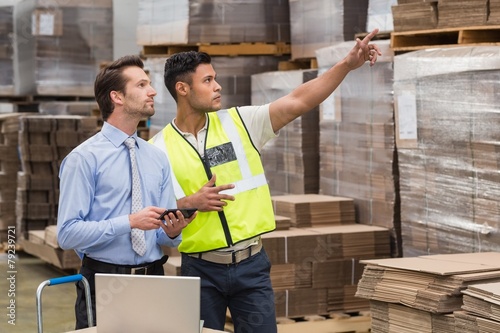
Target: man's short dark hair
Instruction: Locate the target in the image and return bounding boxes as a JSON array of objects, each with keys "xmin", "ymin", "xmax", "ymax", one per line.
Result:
[
  {"xmin": 94, "ymin": 55, "xmax": 144, "ymax": 121},
  {"xmin": 164, "ymin": 51, "xmax": 212, "ymax": 102}
]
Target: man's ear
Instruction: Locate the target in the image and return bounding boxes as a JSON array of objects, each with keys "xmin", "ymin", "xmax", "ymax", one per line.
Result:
[
  {"xmin": 110, "ymin": 90, "xmax": 124, "ymax": 106},
  {"xmin": 176, "ymin": 82, "xmax": 189, "ymax": 97}
]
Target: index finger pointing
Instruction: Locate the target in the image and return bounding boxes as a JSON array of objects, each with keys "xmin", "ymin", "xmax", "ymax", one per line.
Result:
[{"xmin": 362, "ymin": 28, "xmax": 379, "ymax": 43}]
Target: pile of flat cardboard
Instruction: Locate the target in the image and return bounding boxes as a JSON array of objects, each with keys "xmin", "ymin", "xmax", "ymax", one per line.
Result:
[
  {"xmin": 454, "ymin": 310, "xmax": 500, "ymax": 332},
  {"xmin": 391, "ymin": 0, "xmax": 489, "ymax": 31},
  {"xmin": 357, "ymin": 252, "xmax": 500, "ymax": 332},
  {"xmin": 266, "ymin": 193, "xmax": 390, "ymax": 315},
  {"xmin": 274, "ymin": 215, "xmax": 292, "ymax": 231},
  {"xmin": 271, "ymin": 194, "xmax": 356, "ymax": 227},
  {"xmin": 454, "ymin": 282, "xmax": 500, "ymax": 331},
  {"xmin": 462, "ymin": 283, "xmax": 500, "ymax": 320},
  {"xmin": 17, "ymin": 115, "xmax": 98, "ymax": 238},
  {"xmin": 0, "ymin": 114, "xmax": 23, "ymax": 242},
  {"xmin": 263, "ymin": 223, "xmax": 391, "ymax": 316},
  {"xmin": 490, "ymin": 0, "xmax": 500, "ymax": 24},
  {"xmin": 391, "ymin": 1, "xmax": 438, "ymax": 32},
  {"xmin": 370, "ymin": 300, "xmax": 455, "ymax": 333},
  {"xmin": 437, "ymin": 0, "xmax": 488, "ymax": 28},
  {"xmin": 0, "ymin": 4, "xmax": 14, "ymax": 93}
]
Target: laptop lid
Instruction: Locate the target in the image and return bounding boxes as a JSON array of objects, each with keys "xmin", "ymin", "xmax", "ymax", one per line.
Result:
[{"xmin": 95, "ymin": 274, "xmax": 201, "ymax": 333}]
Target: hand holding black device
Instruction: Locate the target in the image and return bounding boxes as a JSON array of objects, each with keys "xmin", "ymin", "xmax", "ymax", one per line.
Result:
[{"xmin": 159, "ymin": 208, "xmax": 197, "ymax": 220}]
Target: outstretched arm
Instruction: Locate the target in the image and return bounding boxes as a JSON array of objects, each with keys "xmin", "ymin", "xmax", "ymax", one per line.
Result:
[{"xmin": 269, "ymin": 28, "xmax": 382, "ymax": 132}]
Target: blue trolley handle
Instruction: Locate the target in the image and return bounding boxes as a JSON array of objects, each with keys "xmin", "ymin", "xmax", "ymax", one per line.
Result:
[{"xmin": 36, "ymin": 274, "xmax": 94, "ymax": 333}]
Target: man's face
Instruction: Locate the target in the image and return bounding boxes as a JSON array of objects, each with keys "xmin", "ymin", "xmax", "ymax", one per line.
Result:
[
  {"xmin": 121, "ymin": 66, "xmax": 157, "ymax": 117},
  {"xmin": 185, "ymin": 63, "xmax": 222, "ymax": 112}
]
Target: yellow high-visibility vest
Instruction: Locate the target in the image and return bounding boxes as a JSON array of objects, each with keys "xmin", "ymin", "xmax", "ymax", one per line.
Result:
[{"xmin": 150, "ymin": 107, "xmax": 276, "ymax": 253}]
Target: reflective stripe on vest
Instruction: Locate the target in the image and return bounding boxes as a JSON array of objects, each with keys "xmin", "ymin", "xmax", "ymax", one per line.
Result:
[{"xmin": 217, "ymin": 109, "xmax": 267, "ymax": 195}]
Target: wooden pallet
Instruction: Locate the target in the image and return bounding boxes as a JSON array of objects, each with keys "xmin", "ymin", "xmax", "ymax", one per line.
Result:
[
  {"xmin": 142, "ymin": 42, "xmax": 291, "ymax": 58},
  {"xmin": 278, "ymin": 312, "xmax": 371, "ymax": 333},
  {"xmin": 0, "ymin": 95, "xmax": 97, "ymax": 113},
  {"xmin": 0, "ymin": 94, "xmax": 95, "ymax": 102},
  {"xmin": 391, "ymin": 25, "xmax": 500, "ymax": 53},
  {"xmin": 278, "ymin": 57, "xmax": 318, "ymax": 71},
  {"xmin": 0, "ymin": 241, "xmax": 22, "ymax": 254},
  {"xmin": 224, "ymin": 312, "xmax": 371, "ymax": 333},
  {"xmin": 20, "ymin": 238, "xmax": 81, "ymax": 270},
  {"xmin": 354, "ymin": 31, "xmax": 392, "ymax": 41}
]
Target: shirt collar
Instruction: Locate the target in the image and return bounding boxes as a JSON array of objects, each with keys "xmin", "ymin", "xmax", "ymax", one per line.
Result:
[
  {"xmin": 172, "ymin": 116, "xmax": 208, "ymax": 137},
  {"xmin": 101, "ymin": 122, "xmax": 140, "ymax": 148}
]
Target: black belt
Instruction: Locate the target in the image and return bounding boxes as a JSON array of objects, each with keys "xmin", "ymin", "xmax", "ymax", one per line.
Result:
[{"xmin": 82, "ymin": 255, "xmax": 169, "ymax": 275}]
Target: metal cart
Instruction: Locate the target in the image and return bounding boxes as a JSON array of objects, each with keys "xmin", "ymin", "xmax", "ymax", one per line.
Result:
[{"xmin": 36, "ymin": 274, "xmax": 94, "ymax": 333}]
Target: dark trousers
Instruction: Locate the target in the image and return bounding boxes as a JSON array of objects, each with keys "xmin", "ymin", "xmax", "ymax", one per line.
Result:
[
  {"xmin": 75, "ymin": 259, "xmax": 165, "ymax": 329},
  {"xmin": 181, "ymin": 248, "xmax": 277, "ymax": 333}
]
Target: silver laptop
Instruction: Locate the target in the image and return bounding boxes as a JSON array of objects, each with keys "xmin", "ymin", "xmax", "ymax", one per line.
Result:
[{"xmin": 95, "ymin": 273, "xmax": 202, "ymax": 333}]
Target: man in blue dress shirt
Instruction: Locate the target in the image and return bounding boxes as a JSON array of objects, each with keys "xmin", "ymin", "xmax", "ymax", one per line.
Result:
[{"xmin": 57, "ymin": 55, "xmax": 196, "ymax": 329}]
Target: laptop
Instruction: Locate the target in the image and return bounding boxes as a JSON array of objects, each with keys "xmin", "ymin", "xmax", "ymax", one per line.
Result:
[{"xmin": 94, "ymin": 273, "xmax": 202, "ymax": 333}]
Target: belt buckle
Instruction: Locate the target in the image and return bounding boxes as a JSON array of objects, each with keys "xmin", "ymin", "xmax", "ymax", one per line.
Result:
[
  {"xmin": 130, "ymin": 266, "xmax": 147, "ymax": 275},
  {"xmin": 232, "ymin": 247, "xmax": 248, "ymax": 265}
]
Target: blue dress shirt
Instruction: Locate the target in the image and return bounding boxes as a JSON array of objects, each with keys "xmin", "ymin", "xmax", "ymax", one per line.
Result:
[{"xmin": 57, "ymin": 122, "xmax": 180, "ymax": 265}]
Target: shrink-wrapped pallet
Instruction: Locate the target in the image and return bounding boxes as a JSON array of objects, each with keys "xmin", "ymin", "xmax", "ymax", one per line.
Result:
[
  {"xmin": 136, "ymin": 0, "xmax": 290, "ymax": 46},
  {"xmin": 289, "ymin": 0, "xmax": 369, "ymax": 60},
  {"xmin": 316, "ymin": 40, "xmax": 399, "ymax": 255},
  {"xmin": 251, "ymin": 69, "xmax": 319, "ymax": 195},
  {"xmin": 366, "ymin": 0, "xmax": 397, "ymax": 32},
  {"xmin": 0, "ymin": 0, "xmax": 36, "ymax": 96},
  {"xmin": 394, "ymin": 46, "xmax": 500, "ymax": 256},
  {"xmin": 33, "ymin": 0, "xmax": 113, "ymax": 96}
]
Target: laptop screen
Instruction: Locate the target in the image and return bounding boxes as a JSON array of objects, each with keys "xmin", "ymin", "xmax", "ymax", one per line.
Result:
[{"xmin": 95, "ymin": 274, "xmax": 201, "ymax": 333}]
